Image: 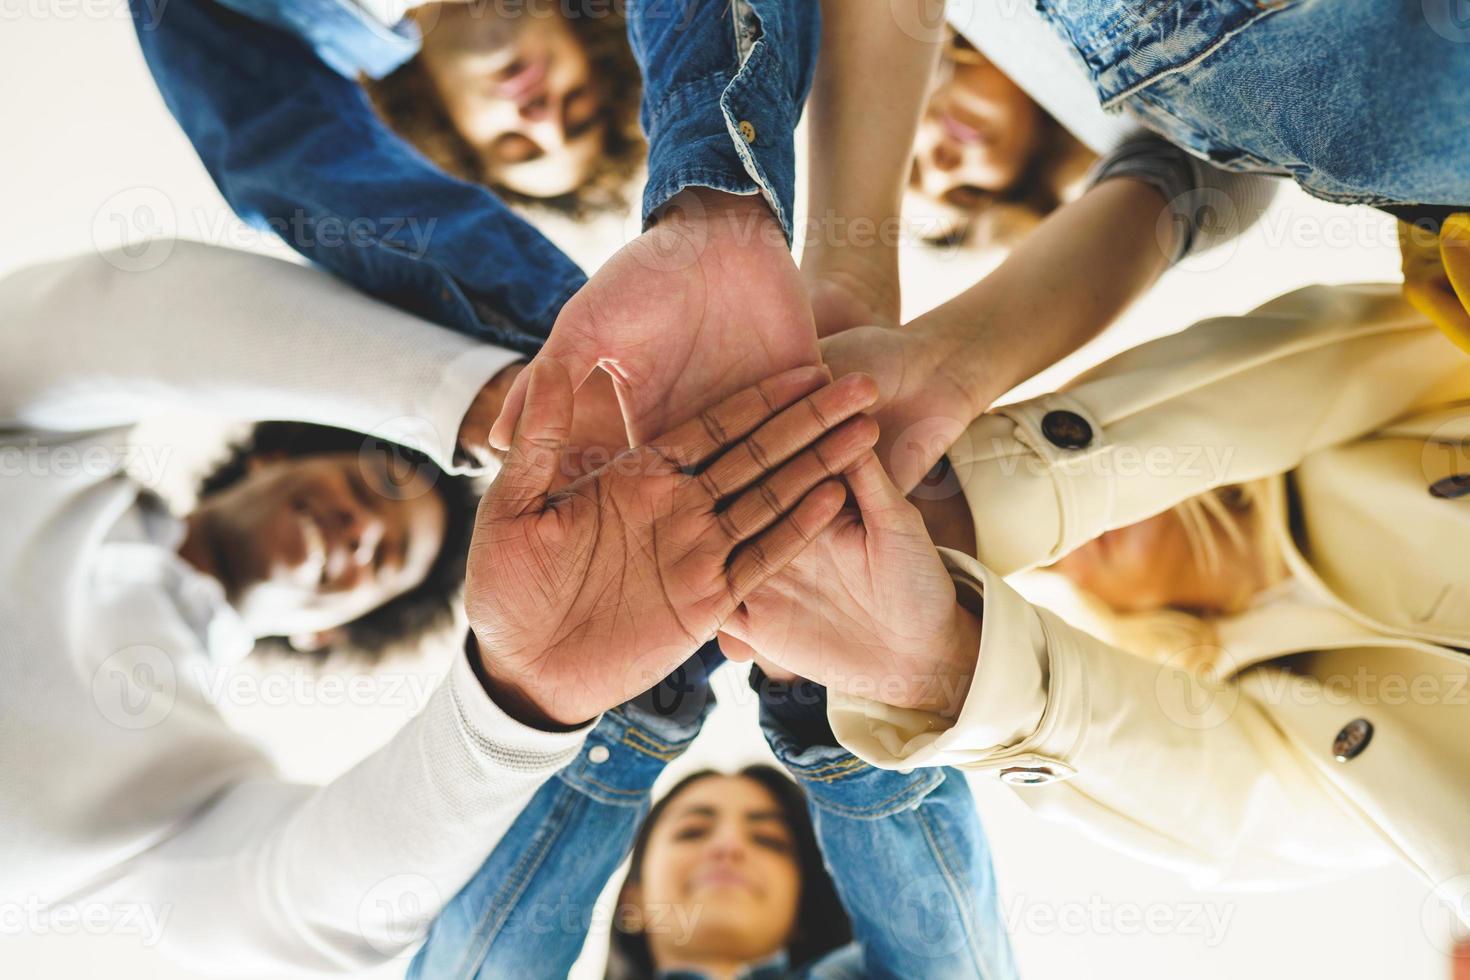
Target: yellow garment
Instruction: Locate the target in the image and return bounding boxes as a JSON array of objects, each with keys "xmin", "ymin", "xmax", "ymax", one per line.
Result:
[{"xmin": 1399, "ymin": 212, "xmax": 1470, "ymax": 354}]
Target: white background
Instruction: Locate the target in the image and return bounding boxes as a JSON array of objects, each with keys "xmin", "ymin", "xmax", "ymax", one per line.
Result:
[{"xmin": 0, "ymin": 5, "xmax": 1456, "ymax": 978}]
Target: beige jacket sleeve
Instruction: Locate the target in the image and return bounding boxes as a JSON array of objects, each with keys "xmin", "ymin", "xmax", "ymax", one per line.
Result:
[
  {"xmin": 830, "ymin": 283, "xmax": 1466, "ymax": 884},
  {"xmin": 831, "ymin": 559, "xmax": 1389, "ymax": 886},
  {"xmin": 944, "ymin": 283, "xmax": 1459, "ymax": 576}
]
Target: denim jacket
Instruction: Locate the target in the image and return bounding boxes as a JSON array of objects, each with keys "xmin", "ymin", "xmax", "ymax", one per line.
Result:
[
  {"xmin": 1034, "ymin": 0, "xmax": 1470, "ymax": 209},
  {"xmin": 408, "ymin": 664, "xmax": 1018, "ymax": 980},
  {"xmin": 129, "ymin": 0, "xmax": 817, "ymax": 354}
]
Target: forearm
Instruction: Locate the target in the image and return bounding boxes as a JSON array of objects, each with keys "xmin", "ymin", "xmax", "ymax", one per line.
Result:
[
  {"xmin": 0, "ymin": 244, "xmax": 518, "ymax": 470},
  {"xmin": 801, "ymin": 0, "xmax": 941, "ymax": 317},
  {"xmin": 133, "ymin": 0, "xmax": 584, "ymax": 345},
  {"xmin": 911, "ymin": 177, "xmax": 1174, "ymax": 407},
  {"xmin": 101, "ymin": 652, "xmax": 589, "ymax": 973},
  {"xmin": 629, "ymin": 0, "xmax": 819, "ymax": 239},
  {"xmin": 761, "ymin": 696, "xmax": 1016, "ymax": 980},
  {"xmin": 413, "ymin": 658, "xmax": 717, "ymax": 978}
]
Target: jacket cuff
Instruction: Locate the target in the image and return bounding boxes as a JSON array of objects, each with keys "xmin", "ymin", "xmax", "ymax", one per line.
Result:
[
  {"xmin": 448, "ymin": 637, "xmax": 595, "ymax": 774},
  {"xmin": 406, "ymin": 343, "xmax": 524, "ymax": 477},
  {"xmin": 949, "ymin": 392, "xmax": 1109, "ymax": 575},
  {"xmin": 827, "ymin": 553, "xmax": 1058, "ymax": 776},
  {"xmin": 763, "ymin": 691, "xmax": 945, "ymax": 818}
]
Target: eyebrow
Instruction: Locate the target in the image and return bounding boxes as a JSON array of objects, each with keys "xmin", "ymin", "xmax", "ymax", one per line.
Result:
[{"xmin": 672, "ymin": 805, "xmax": 789, "ymax": 825}]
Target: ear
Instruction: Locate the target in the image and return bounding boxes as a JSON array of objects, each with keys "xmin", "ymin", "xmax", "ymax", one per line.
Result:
[{"xmin": 287, "ymin": 629, "xmax": 345, "ymax": 653}]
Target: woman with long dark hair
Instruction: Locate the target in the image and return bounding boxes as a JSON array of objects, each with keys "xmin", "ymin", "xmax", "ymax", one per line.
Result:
[{"xmin": 409, "ymin": 664, "xmax": 1019, "ymax": 979}]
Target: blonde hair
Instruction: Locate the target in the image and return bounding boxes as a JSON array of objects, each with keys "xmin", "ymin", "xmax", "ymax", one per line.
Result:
[{"xmin": 1063, "ymin": 480, "xmax": 1288, "ymax": 678}]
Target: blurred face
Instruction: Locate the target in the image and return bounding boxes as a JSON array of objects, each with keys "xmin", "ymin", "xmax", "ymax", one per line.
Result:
[
  {"xmin": 1051, "ymin": 505, "xmax": 1262, "ymax": 615},
  {"xmin": 414, "ymin": 3, "xmax": 603, "ymax": 198},
  {"xmin": 635, "ymin": 776, "xmax": 802, "ymax": 972},
  {"xmin": 910, "ymin": 48, "xmax": 1044, "ymax": 213},
  {"xmin": 193, "ymin": 451, "xmax": 447, "ymax": 640}
]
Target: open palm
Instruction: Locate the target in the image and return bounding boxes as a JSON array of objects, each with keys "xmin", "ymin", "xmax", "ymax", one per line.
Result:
[
  {"xmin": 467, "ymin": 361, "xmax": 880, "ymax": 728},
  {"xmin": 491, "ymin": 190, "xmax": 823, "ymax": 450}
]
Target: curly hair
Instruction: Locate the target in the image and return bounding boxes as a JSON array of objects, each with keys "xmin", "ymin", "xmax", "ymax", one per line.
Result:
[
  {"xmin": 198, "ymin": 421, "xmax": 481, "ymax": 665},
  {"xmin": 362, "ymin": 1, "xmax": 645, "ymax": 218}
]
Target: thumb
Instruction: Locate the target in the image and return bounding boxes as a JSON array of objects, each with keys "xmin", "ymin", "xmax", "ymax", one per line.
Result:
[
  {"xmin": 484, "ymin": 358, "xmax": 574, "ymax": 517},
  {"xmin": 489, "ymin": 350, "xmax": 596, "ymax": 451}
]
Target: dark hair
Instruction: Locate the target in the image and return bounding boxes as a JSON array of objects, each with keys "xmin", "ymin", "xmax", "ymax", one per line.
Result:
[
  {"xmin": 197, "ymin": 421, "xmax": 480, "ymax": 664},
  {"xmin": 362, "ymin": 0, "xmax": 645, "ymax": 218},
  {"xmin": 605, "ymin": 766, "xmax": 852, "ymax": 980},
  {"xmin": 920, "ymin": 35, "xmax": 1092, "ymax": 250}
]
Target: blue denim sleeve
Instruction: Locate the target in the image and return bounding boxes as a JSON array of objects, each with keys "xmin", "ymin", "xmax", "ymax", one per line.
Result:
[
  {"xmin": 208, "ymin": 0, "xmax": 421, "ymax": 79},
  {"xmin": 408, "ymin": 649, "xmax": 720, "ymax": 980},
  {"xmin": 757, "ymin": 681, "xmax": 1020, "ymax": 980},
  {"xmin": 627, "ymin": 0, "xmax": 818, "ymax": 241},
  {"xmin": 129, "ymin": 0, "xmax": 586, "ymax": 351}
]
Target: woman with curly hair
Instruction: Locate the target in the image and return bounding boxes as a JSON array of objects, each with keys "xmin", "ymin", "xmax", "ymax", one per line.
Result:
[{"xmin": 363, "ymin": 0, "xmax": 645, "ymax": 215}]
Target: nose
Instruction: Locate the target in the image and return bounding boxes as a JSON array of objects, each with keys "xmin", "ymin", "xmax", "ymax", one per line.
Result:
[
  {"xmin": 335, "ymin": 504, "xmax": 385, "ymax": 570},
  {"xmin": 703, "ymin": 824, "xmax": 748, "ymax": 864}
]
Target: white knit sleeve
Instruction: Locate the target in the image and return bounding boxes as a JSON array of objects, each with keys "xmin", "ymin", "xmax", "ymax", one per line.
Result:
[
  {"xmin": 93, "ymin": 644, "xmax": 593, "ymax": 974},
  {"xmin": 0, "ymin": 243, "xmax": 522, "ymax": 472}
]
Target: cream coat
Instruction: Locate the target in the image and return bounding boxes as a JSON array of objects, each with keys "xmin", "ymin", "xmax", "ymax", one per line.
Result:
[{"xmin": 828, "ymin": 284, "xmax": 1470, "ymax": 923}]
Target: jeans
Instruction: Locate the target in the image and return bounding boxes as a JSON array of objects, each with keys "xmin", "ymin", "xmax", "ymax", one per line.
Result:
[
  {"xmin": 1037, "ymin": 0, "xmax": 1470, "ymax": 207},
  {"xmin": 409, "ymin": 666, "xmax": 1018, "ymax": 979}
]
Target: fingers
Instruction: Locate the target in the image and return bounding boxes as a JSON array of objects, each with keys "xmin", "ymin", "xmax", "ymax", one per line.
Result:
[
  {"xmin": 843, "ymin": 450, "xmax": 906, "ymax": 517},
  {"xmin": 727, "ymin": 481, "xmax": 847, "ymax": 604},
  {"xmin": 694, "ymin": 371, "xmax": 879, "ymax": 501},
  {"xmin": 481, "ymin": 359, "xmax": 575, "ymax": 519},
  {"xmin": 652, "ymin": 366, "xmax": 836, "ymax": 468},
  {"xmin": 717, "ymin": 415, "xmax": 879, "ymax": 542}
]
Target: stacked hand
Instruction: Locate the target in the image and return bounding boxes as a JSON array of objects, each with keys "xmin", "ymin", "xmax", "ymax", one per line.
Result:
[
  {"xmin": 718, "ymin": 454, "xmax": 980, "ymax": 720},
  {"xmin": 465, "ymin": 359, "xmax": 880, "ymax": 729},
  {"xmin": 490, "ymin": 189, "xmax": 823, "ymax": 450}
]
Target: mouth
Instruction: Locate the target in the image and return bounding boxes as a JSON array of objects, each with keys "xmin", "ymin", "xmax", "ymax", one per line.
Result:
[{"xmin": 688, "ymin": 869, "xmax": 758, "ymax": 895}]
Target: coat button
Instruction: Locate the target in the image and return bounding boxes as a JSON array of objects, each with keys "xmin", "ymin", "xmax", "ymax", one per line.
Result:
[
  {"xmin": 587, "ymin": 745, "xmax": 610, "ymax": 764},
  {"xmin": 1040, "ymin": 410, "xmax": 1093, "ymax": 450},
  {"xmin": 999, "ymin": 766, "xmax": 1056, "ymax": 786},
  {"xmin": 737, "ymin": 119, "xmax": 757, "ymax": 144},
  {"xmin": 1332, "ymin": 718, "xmax": 1374, "ymax": 762},
  {"xmin": 1429, "ymin": 474, "xmax": 1470, "ymax": 499}
]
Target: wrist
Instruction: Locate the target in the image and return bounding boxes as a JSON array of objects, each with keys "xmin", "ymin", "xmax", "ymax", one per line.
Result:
[
  {"xmin": 906, "ymin": 310, "xmax": 1004, "ymax": 418},
  {"xmin": 801, "ymin": 245, "xmax": 901, "ymax": 331},
  {"xmin": 905, "ymin": 600, "xmax": 981, "ymax": 722},
  {"xmin": 467, "ymin": 632, "xmax": 588, "ymax": 733}
]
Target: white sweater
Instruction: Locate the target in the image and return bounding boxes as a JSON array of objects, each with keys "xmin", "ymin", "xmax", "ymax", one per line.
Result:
[{"xmin": 0, "ymin": 242, "xmax": 593, "ymax": 973}]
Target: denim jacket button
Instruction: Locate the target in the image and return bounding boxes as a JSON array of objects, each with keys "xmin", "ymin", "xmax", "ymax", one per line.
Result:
[
  {"xmin": 737, "ymin": 120, "xmax": 758, "ymax": 144},
  {"xmin": 587, "ymin": 745, "xmax": 611, "ymax": 764},
  {"xmin": 898, "ymin": 767, "xmax": 913, "ymax": 775}
]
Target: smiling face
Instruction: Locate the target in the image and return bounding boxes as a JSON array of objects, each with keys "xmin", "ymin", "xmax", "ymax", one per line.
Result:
[
  {"xmin": 192, "ymin": 450, "xmax": 447, "ymax": 641},
  {"xmin": 413, "ymin": 3, "xmax": 604, "ymax": 199},
  {"xmin": 636, "ymin": 775, "xmax": 802, "ymax": 971},
  {"xmin": 910, "ymin": 47, "xmax": 1045, "ymax": 212}
]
